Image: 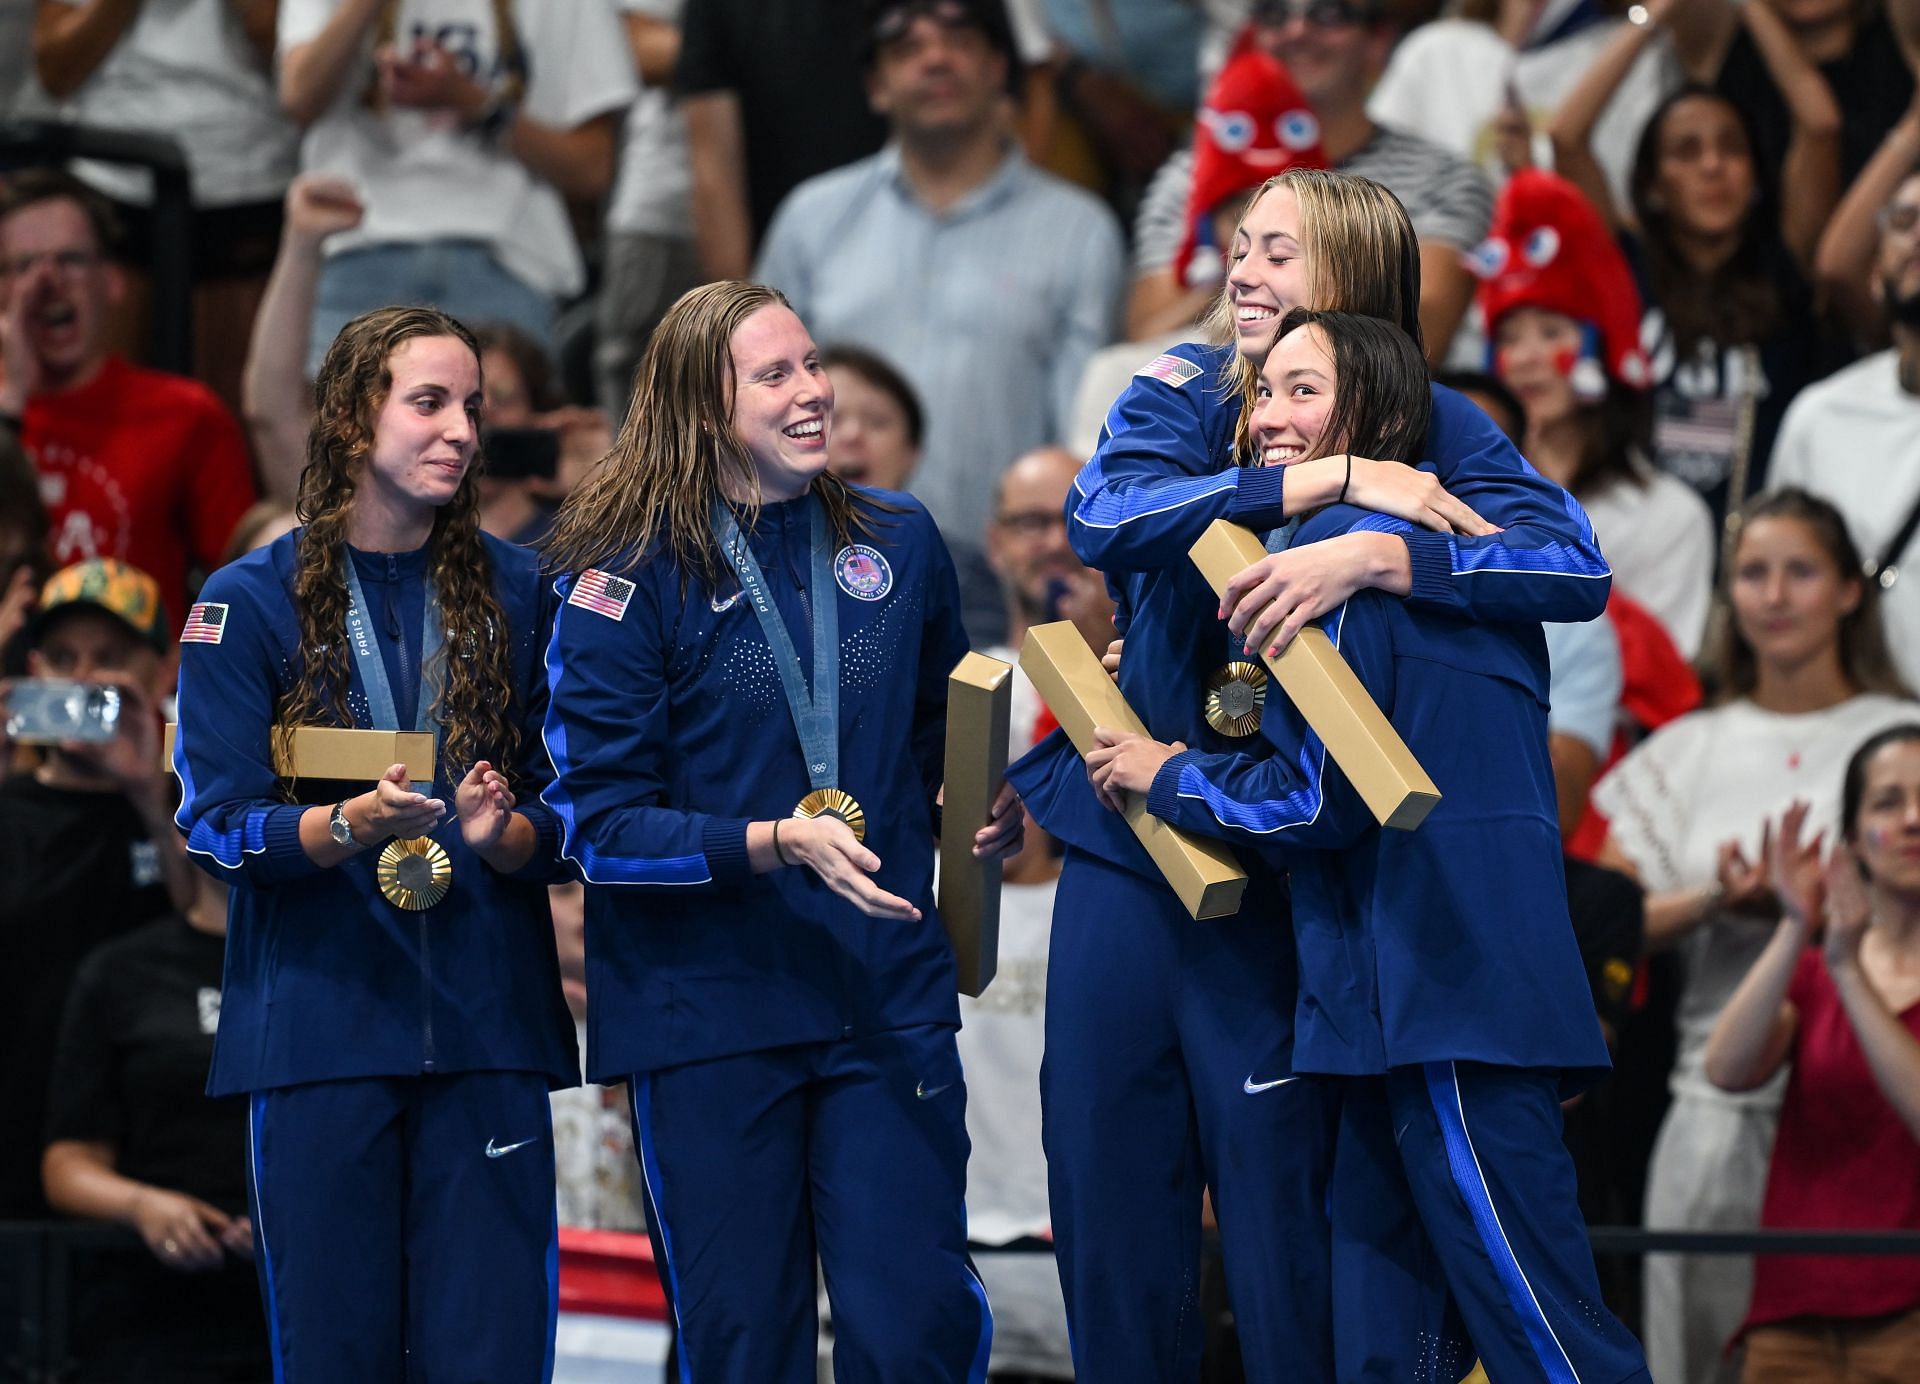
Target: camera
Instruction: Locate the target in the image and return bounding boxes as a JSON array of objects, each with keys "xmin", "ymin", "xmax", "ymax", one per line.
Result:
[{"xmin": 2, "ymin": 678, "xmax": 123, "ymax": 744}]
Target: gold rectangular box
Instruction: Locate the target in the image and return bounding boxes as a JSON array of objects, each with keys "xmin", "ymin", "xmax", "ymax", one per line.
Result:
[
  {"xmin": 1018, "ymin": 622, "xmax": 1247, "ymax": 920},
  {"xmin": 1188, "ymin": 520, "xmax": 1440, "ymax": 830},
  {"xmin": 164, "ymin": 724, "xmax": 437, "ymax": 784},
  {"xmin": 938, "ymin": 652, "xmax": 1013, "ymax": 997}
]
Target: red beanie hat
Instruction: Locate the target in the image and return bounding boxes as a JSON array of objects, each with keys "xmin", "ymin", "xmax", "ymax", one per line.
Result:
[
  {"xmin": 1469, "ymin": 168, "xmax": 1649, "ymax": 400},
  {"xmin": 1176, "ymin": 43, "xmax": 1326, "ymax": 289}
]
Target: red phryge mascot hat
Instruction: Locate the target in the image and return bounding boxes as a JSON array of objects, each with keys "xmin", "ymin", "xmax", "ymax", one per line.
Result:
[
  {"xmin": 1469, "ymin": 167, "xmax": 1649, "ymax": 401},
  {"xmin": 1176, "ymin": 41, "xmax": 1326, "ymax": 289}
]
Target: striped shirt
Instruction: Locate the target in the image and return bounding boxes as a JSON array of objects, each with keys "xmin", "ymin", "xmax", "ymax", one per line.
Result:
[
  {"xmin": 1132, "ymin": 125, "xmax": 1495, "ymax": 277},
  {"xmin": 756, "ymin": 144, "xmax": 1126, "ymax": 542}
]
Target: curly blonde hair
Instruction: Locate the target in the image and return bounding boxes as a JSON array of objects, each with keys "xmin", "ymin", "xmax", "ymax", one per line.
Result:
[{"xmin": 278, "ymin": 306, "xmax": 520, "ymax": 787}]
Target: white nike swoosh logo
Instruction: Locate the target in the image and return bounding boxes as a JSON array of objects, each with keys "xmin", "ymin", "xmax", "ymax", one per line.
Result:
[
  {"xmin": 1243, "ymin": 1075, "xmax": 1300, "ymax": 1094},
  {"xmin": 916, "ymin": 1081, "xmax": 954, "ymax": 1100},
  {"xmin": 485, "ymin": 1137, "xmax": 537, "ymax": 1158}
]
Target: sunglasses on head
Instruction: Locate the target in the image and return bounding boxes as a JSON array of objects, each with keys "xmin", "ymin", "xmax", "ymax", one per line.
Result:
[
  {"xmin": 871, "ymin": 0, "xmax": 978, "ymax": 47},
  {"xmin": 1251, "ymin": 0, "xmax": 1381, "ymax": 27}
]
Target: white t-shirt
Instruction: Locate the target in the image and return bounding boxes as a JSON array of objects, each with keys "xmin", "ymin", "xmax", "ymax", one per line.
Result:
[
  {"xmin": 1593, "ymin": 694, "xmax": 1918, "ymax": 1102},
  {"xmin": 1367, "ymin": 12, "xmax": 1678, "ymax": 214},
  {"xmin": 1770, "ymin": 350, "xmax": 1920, "ymax": 688},
  {"xmin": 279, "ymin": 0, "xmax": 638, "ymax": 297},
  {"xmin": 1066, "ymin": 330, "xmax": 1187, "ymax": 459},
  {"xmin": 1582, "ymin": 462, "xmax": 1716, "ymax": 660},
  {"xmin": 52, "ymin": 0, "xmax": 297, "ymax": 206},
  {"xmin": 605, "ymin": 0, "xmax": 690, "ymax": 240}
]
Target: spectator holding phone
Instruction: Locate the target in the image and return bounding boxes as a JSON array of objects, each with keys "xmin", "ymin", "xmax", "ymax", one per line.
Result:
[
  {"xmin": 0, "ymin": 558, "xmax": 193, "ymax": 1221},
  {"xmin": 276, "ymin": 0, "xmax": 637, "ymax": 373}
]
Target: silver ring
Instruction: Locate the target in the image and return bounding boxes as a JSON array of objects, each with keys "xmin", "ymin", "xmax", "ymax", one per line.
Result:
[{"xmin": 163, "ymin": 1238, "xmax": 179, "ymax": 1255}]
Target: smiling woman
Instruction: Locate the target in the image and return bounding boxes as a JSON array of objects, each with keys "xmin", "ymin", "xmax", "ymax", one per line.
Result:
[
  {"xmin": 170, "ymin": 304, "xmax": 579, "ymax": 1382},
  {"xmin": 540, "ymin": 279, "xmax": 1023, "ymax": 1382}
]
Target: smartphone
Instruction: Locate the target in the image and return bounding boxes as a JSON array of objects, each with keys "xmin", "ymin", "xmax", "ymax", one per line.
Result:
[
  {"xmin": 2, "ymin": 678, "xmax": 123, "ymax": 744},
  {"xmin": 484, "ymin": 427, "xmax": 561, "ymax": 482}
]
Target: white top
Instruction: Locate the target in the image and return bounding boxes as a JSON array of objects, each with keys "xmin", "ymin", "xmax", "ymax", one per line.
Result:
[
  {"xmin": 550, "ymin": 1023, "xmax": 648, "ymax": 1231},
  {"xmin": 1770, "ymin": 349, "xmax": 1920, "ymax": 688},
  {"xmin": 279, "ymin": 0, "xmax": 638, "ymax": 298},
  {"xmin": 1367, "ymin": 12, "xmax": 1678, "ymax": 214},
  {"xmin": 1065, "ymin": 329, "xmax": 1187, "ymax": 460},
  {"xmin": 51, "ymin": 0, "xmax": 297, "ymax": 206},
  {"xmin": 1582, "ymin": 462, "xmax": 1717, "ymax": 659},
  {"xmin": 1593, "ymin": 694, "xmax": 1918, "ymax": 1102},
  {"xmin": 605, "ymin": 0, "xmax": 690, "ymax": 240}
]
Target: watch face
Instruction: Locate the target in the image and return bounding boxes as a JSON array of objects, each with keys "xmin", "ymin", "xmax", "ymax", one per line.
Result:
[{"xmin": 331, "ymin": 807, "xmax": 352, "ymax": 844}]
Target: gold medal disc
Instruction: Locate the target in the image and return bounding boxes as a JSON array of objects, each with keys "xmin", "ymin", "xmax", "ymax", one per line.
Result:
[
  {"xmin": 793, "ymin": 788, "xmax": 867, "ymax": 843},
  {"xmin": 377, "ymin": 836, "xmax": 453, "ymax": 910},
  {"xmin": 1204, "ymin": 661, "xmax": 1268, "ymax": 737}
]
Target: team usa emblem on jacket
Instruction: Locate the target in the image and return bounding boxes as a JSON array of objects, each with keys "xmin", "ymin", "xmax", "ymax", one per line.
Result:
[
  {"xmin": 568, "ymin": 569, "xmax": 636, "ymax": 621},
  {"xmin": 180, "ymin": 602, "xmax": 228, "ymax": 644},
  {"xmin": 834, "ymin": 545, "xmax": 893, "ymax": 601}
]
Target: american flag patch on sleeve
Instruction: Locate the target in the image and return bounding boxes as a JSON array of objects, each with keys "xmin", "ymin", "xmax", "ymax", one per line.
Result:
[
  {"xmin": 180, "ymin": 602, "xmax": 228, "ymax": 644},
  {"xmin": 568, "ymin": 569, "xmax": 636, "ymax": 621},
  {"xmin": 1135, "ymin": 353, "xmax": 1204, "ymax": 388}
]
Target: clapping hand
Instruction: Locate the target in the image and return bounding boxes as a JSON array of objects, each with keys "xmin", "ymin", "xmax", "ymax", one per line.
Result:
[{"xmin": 455, "ymin": 760, "xmax": 515, "ymax": 852}]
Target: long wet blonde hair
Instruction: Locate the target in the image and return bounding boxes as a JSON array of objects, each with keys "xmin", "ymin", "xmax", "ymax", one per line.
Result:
[
  {"xmin": 1202, "ymin": 168, "xmax": 1426, "ymax": 461},
  {"xmin": 544, "ymin": 281, "xmax": 893, "ymax": 589}
]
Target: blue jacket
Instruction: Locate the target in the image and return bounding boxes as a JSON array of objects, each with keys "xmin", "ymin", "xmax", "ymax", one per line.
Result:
[
  {"xmin": 1144, "ymin": 501, "xmax": 1612, "ymax": 1084},
  {"xmin": 540, "ymin": 489, "xmax": 971, "ymax": 1081},
  {"xmin": 1009, "ymin": 339, "xmax": 1612, "ymax": 887},
  {"xmin": 173, "ymin": 532, "xmax": 578, "ymax": 1097}
]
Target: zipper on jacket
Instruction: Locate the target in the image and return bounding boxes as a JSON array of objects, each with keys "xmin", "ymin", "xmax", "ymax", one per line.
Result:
[{"xmin": 385, "ymin": 553, "xmax": 435, "ymax": 1072}]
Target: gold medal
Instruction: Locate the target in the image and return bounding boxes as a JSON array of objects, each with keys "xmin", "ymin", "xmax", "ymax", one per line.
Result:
[
  {"xmin": 377, "ymin": 836, "xmax": 453, "ymax": 910},
  {"xmin": 1204, "ymin": 661, "xmax": 1268, "ymax": 737},
  {"xmin": 793, "ymin": 787, "xmax": 866, "ymax": 843}
]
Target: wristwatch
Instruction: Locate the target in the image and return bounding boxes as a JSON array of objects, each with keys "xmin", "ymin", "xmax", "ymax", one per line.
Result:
[{"xmin": 329, "ymin": 800, "xmax": 360, "ymax": 848}]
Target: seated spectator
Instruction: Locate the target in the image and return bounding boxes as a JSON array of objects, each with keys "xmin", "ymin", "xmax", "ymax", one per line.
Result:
[
  {"xmin": 0, "ymin": 172, "xmax": 257, "ymax": 631},
  {"xmin": 756, "ymin": 0, "xmax": 1125, "ymax": 549},
  {"xmin": 821, "ymin": 342, "xmax": 1005, "ymax": 645},
  {"xmin": 34, "ymin": 0, "xmax": 299, "ymax": 414},
  {"xmin": 0, "ymin": 559, "xmax": 192, "ymax": 1220},
  {"xmin": 1126, "ymin": 0, "xmax": 1492, "ymax": 358},
  {"xmin": 597, "ymin": 0, "xmax": 702, "ymax": 417},
  {"xmin": 1552, "ymin": 0, "xmax": 1836, "ymax": 531},
  {"xmin": 1592, "ymin": 489, "xmax": 1917, "ymax": 1384},
  {"xmin": 276, "ymin": 0, "xmax": 636, "ymax": 373},
  {"xmin": 1475, "ymin": 168, "xmax": 1716, "ymax": 657},
  {"xmin": 677, "ymin": 0, "xmax": 890, "ymax": 281},
  {"xmin": 39, "ymin": 873, "xmax": 268, "ymax": 1382},
  {"xmin": 1704, "ymin": 728, "xmax": 1920, "ymax": 1382},
  {"xmin": 1366, "ymin": 0, "xmax": 1678, "ymax": 211},
  {"xmin": 1773, "ymin": 168, "xmax": 1920, "ymax": 688}
]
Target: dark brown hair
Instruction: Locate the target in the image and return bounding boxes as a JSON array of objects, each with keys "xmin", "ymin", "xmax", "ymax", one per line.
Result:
[
  {"xmin": 821, "ymin": 343, "xmax": 925, "ymax": 449},
  {"xmin": 1270, "ymin": 308, "xmax": 1432, "ymax": 469},
  {"xmin": 1842, "ymin": 723, "xmax": 1920, "ymax": 843},
  {"xmin": 280, "ymin": 306, "xmax": 521, "ymax": 786},
  {"xmin": 0, "ymin": 167, "xmax": 124, "ymax": 257}
]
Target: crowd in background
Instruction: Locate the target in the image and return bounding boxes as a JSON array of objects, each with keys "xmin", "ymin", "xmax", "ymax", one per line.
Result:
[{"xmin": 6, "ymin": 0, "xmax": 1920, "ymax": 1379}]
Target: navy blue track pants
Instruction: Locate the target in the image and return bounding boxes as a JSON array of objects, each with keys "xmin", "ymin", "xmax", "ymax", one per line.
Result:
[
  {"xmin": 1042, "ymin": 846, "xmax": 1338, "ymax": 1383},
  {"xmin": 628, "ymin": 1023, "xmax": 992, "ymax": 1384},
  {"xmin": 245, "ymin": 1070, "xmax": 559, "ymax": 1383},
  {"xmin": 1330, "ymin": 1063, "xmax": 1651, "ymax": 1384}
]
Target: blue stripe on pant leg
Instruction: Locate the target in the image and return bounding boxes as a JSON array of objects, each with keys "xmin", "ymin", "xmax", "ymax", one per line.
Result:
[
  {"xmin": 1423, "ymin": 1062, "xmax": 1581, "ymax": 1384},
  {"xmin": 963, "ymin": 1260, "xmax": 994, "ymax": 1383},
  {"xmin": 248, "ymin": 1092, "xmax": 288, "ymax": 1384},
  {"xmin": 542, "ymin": 1188, "xmax": 559, "ymax": 1384},
  {"xmin": 631, "ymin": 1076, "xmax": 693, "ymax": 1384}
]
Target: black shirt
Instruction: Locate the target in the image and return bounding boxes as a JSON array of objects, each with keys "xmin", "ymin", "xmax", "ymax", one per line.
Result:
[
  {"xmin": 675, "ymin": 0, "xmax": 888, "ymax": 239},
  {"xmin": 1624, "ymin": 232, "xmax": 1828, "ymax": 534},
  {"xmin": 1716, "ymin": 11, "xmax": 1914, "ymax": 202},
  {"xmin": 45, "ymin": 915, "xmax": 246, "ymax": 1215},
  {"xmin": 0, "ymin": 775, "xmax": 171, "ymax": 1218}
]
